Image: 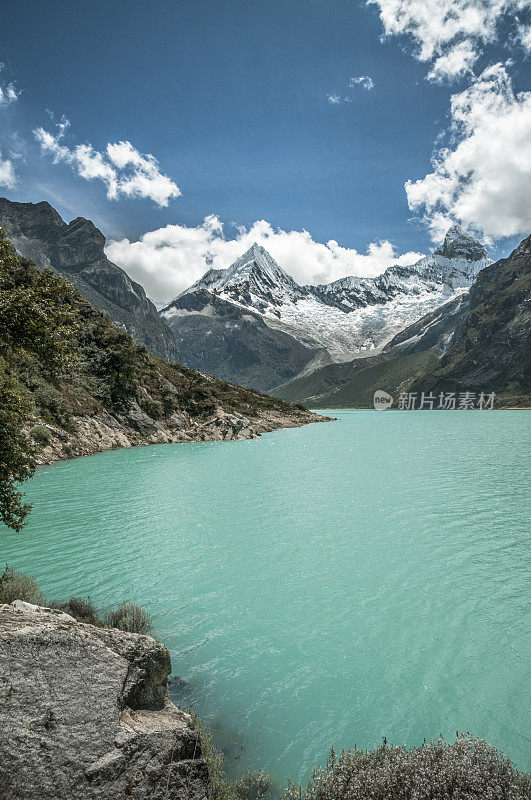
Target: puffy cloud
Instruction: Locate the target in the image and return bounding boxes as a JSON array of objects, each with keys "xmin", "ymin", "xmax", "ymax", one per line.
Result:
[
  {"xmin": 34, "ymin": 120, "xmax": 181, "ymax": 207},
  {"xmin": 426, "ymin": 41, "xmax": 478, "ymax": 83},
  {"xmin": 349, "ymin": 75, "xmax": 375, "ymax": 90},
  {"xmin": 405, "ymin": 64, "xmax": 531, "ymax": 240},
  {"xmin": 105, "ymin": 216, "xmax": 423, "ymax": 304},
  {"xmin": 367, "ymin": 0, "xmax": 531, "ymax": 80},
  {"xmin": 0, "ymin": 151, "xmax": 16, "ymax": 187}
]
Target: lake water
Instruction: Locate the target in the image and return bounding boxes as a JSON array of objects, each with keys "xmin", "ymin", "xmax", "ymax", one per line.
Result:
[{"xmin": 2, "ymin": 410, "xmax": 530, "ymax": 788}]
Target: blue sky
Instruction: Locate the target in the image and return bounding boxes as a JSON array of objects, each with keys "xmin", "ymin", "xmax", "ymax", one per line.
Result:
[{"xmin": 1, "ymin": 0, "xmax": 530, "ymax": 300}]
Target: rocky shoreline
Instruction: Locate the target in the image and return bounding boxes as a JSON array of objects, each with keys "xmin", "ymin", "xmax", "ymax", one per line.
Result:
[{"xmin": 33, "ymin": 402, "xmax": 328, "ymax": 467}]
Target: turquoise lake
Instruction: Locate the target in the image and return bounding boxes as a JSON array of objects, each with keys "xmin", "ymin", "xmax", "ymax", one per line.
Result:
[{"xmin": 1, "ymin": 410, "xmax": 530, "ymax": 788}]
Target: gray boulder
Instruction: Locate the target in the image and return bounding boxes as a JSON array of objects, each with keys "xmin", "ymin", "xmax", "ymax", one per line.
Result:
[{"xmin": 0, "ymin": 601, "xmax": 209, "ymax": 799}]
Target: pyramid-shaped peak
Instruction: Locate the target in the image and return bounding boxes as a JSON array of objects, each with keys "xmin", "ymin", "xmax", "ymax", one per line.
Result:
[
  {"xmin": 435, "ymin": 224, "xmax": 488, "ymax": 261},
  {"xmin": 239, "ymin": 241, "xmax": 275, "ymax": 261},
  {"xmin": 229, "ymin": 241, "xmax": 291, "ymax": 278},
  {"xmin": 196, "ymin": 240, "xmax": 304, "ymax": 305}
]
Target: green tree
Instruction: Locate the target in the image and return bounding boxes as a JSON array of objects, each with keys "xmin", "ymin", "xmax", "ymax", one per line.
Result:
[
  {"xmin": 0, "ymin": 364, "xmax": 36, "ymax": 530},
  {"xmin": 0, "ymin": 230, "xmax": 79, "ymax": 530}
]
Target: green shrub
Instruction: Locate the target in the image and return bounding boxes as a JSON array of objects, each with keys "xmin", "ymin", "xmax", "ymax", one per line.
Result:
[
  {"xmin": 282, "ymin": 735, "xmax": 531, "ymax": 800},
  {"xmin": 104, "ymin": 601, "xmax": 153, "ymax": 635},
  {"xmin": 33, "ymin": 385, "xmax": 73, "ymax": 428},
  {"xmin": 139, "ymin": 395, "xmax": 164, "ymax": 420},
  {"xmin": 0, "ymin": 565, "xmax": 44, "ymax": 605},
  {"xmin": 30, "ymin": 424, "xmax": 53, "ymax": 445},
  {"xmin": 235, "ymin": 771, "xmax": 272, "ymax": 800},
  {"xmin": 62, "ymin": 596, "xmax": 101, "ymax": 626}
]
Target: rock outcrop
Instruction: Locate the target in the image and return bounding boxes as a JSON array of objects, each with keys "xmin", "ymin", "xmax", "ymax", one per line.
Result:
[
  {"xmin": 0, "ymin": 601, "xmax": 209, "ymax": 799},
  {"xmin": 32, "ymin": 399, "xmax": 321, "ymax": 466}
]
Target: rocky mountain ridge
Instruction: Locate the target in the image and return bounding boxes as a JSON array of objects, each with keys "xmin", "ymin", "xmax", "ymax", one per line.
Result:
[
  {"xmin": 274, "ymin": 234, "xmax": 530, "ymax": 408},
  {"xmin": 405, "ymin": 233, "xmax": 531, "ymax": 403},
  {"xmin": 162, "ymin": 288, "xmax": 326, "ymax": 392},
  {"xmin": 0, "ymin": 198, "xmax": 180, "ymax": 363}
]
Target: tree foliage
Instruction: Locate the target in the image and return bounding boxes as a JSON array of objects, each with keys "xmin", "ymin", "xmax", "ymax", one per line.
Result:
[{"xmin": 0, "ymin": 231, "xmax": 79, "ymax": 529}]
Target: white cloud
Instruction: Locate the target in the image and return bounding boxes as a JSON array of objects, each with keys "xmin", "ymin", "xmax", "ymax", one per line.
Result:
[
  {"xmin": 0, "ymin": 64, "xmax": 19, "ymax": 107},
  {"xmin": 426, "ymin": 41, "xmax": 478, "ymax": 83},
  {"xmin": 34, "ymin": 120, "xmax": 181, "ymax": 207},
  {"xmin": 327, "ymin": 93, "xmax": 351, "ymax": 103},
  {"xmin": 367, "ymin": 0, "xmax": 531, "ymax": 80},
  {"xmin": 406, "ymin": 63, "xmax": 531, "ymax": 240},
  {"xmin": 518, "ymin": 22, "xmax": 531, "ymax": 49},
  {"xmin": 105, "ymin": 216, "xmax": 423, "ymax": 304},
  {"xmin": 349, "ymin": 75, "xmax": 375, "ymax": 90},
  {"xmin": 0, "ymin": 151, "xmax": 16, "ymax": 187},
  {"xmin": 0, "ymin": 83, "xmax": 18, "ymax": 106}
]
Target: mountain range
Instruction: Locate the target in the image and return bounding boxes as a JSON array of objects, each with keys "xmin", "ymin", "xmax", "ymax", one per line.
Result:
[
  {"xmin": 1, "ymin": 196, "xmax": 528, "ymax": 407},
  {"xmin": 162, "ymin": 226, "xmax": 491, "ymax": 389},
  {"xmin": 275, "ymin": 236, "xmax": 531, "ymax": 408}
]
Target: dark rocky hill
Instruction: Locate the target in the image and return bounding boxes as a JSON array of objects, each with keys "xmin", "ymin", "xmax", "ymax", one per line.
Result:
[
  {"xmin": 0, "ymin": 198, "xmax": 180, "ymax": 363},
  {"xmin": 406, "ymin": 234, "xmax": 531, "ymax": 405},
  {"xmin": 161, "ymin": 288, "xmax": 325, "ymax": 391}
]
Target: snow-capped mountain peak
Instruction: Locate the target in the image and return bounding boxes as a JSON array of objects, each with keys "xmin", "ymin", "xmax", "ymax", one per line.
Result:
[
  {"xmin": 434, "ymin": 224, "xmax": 488, "ymax": 262},
  {"xmin": 224, "ymin": 242, "xmax": 294, "ymax": 286},
  {"xmin": 191, "ymin": 242, "xmax": 304, "ymax": 308}
]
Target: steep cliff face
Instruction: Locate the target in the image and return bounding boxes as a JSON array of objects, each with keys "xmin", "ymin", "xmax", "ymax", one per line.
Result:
[
  {"xmin": 0, "ymin": 198, "xmax": 180, "ymax": 363},
  {"xmin": 0, "ymin": 601, "xmax": 209, "ymax": 800},
  {"xmin": 406, "ymin": 234, "xmax": 531, "ymax": 403}
]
